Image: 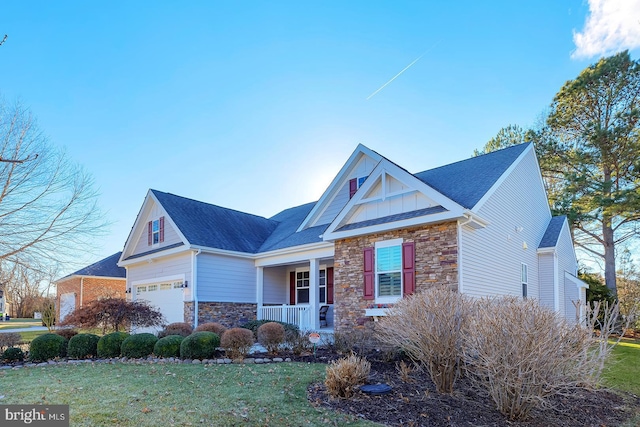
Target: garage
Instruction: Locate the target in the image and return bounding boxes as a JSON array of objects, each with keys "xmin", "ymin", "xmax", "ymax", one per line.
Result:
[
  {"xmin": 135, "ymin": 282, "xmax": 184, "ymax": 324},
  {"xmin": 59, "ymin": 293, "xmax": 76, "ymax": 322}
]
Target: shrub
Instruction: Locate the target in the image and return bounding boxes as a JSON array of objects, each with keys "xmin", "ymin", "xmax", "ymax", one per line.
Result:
[
  {"xmin": 67, "ymin": 333, "xmax": 100, "ymax": 359},
  {"xmin": 158, "ymin": 322, "xmax": 193, "ymax": 339},
  {"xmin": 121, "ymin": 333, "xmax": 158, "ymax": 359},
  {"xmin": 242, "ymin": 319, "xmax": 299, "ymax": 340},
  {"xmin": 3, "ymin": 347, "xmax": 25, "ymax": 363},
  {"xmin": 180, "ymin": 331, "xmax": 219, "ymax": 360},
  {"xmin": 331, "ymin": 329, "xmax": 376, "ymax": 355},
  {"xmin": 154, "ymin": 335, "xmax": 185, "ymax": 358},
  {"xmin": 0, "ymin": 332, "xmax": 22, "ymax": 351},
  {"xmin": 194, "ymin": 322, "xmax": 227, "ymax": 337},
  {"xmin": 257, "ymin": 322, "xmax": 285, "ymax": 354},
  {"xmin": 220, "ymin": 327, "xmax": 254, "ymax": 359},
  {"xmin": 377, "ymin": 286, "xmax": 472, "ymax": 394},
  {"xmin": 29, "ymin": 333, "xmax": 67, "ymax": 362},
  {"xmin": 286, "ymin": 330, "xmax": 314, "ymax": 355},
  {"xmin": 325, "ymin": 353, "xmax": 371, "ymax": 398},
  {"xmin": 55, "ymin": 328, "xmax": 78, "ymax": 341},
  {"xmin": 97, "ymin": 332, "xmax": 129, "ymax": 358}
]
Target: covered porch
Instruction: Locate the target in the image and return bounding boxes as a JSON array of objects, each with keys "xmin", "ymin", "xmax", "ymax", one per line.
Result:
[{"xmin": 256, "ymin": 253, "xmax": 335, "ymax": 332}]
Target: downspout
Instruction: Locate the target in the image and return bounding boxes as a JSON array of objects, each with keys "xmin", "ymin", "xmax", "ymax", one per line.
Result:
[{"xmin": 192, "ymin": 249, "xmax": 201, "ymax": 328}]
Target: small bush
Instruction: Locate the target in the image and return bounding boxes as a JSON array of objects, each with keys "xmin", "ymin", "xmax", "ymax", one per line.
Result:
[
  {"xmin": 220, "ymin": 328, "xmax": 254, "ymax": 359},
  {"xmin": 331, "ymin": 329, "xmax": 376, "ymax": 355},
  {"xmin": 67, "ymin": 333, "xmax": 100, "ymax": 359},
  {"xmin": 121, "ymin": 333, "xmax": 158, "ymax": 359},
  {"xmin": 29, "ymin": 333, "xmax": 68, "ymax": 362},
  {"xmin": 55, "ymin": 328, "xmax": 79, "ymax": 341},
  {"xmin": 242, "ymin": 320, "xmax": 299, "ymax": 340},
  {"xmin": 257, "ymin": 322, "xmax": 285, "ymax": 354},
  {"xmin": 286, "ymin": 330, "xmax": 314, "ymax": 355},
  {"xmin": 158, "ymin": 322, "xmax": 193, "ymax": 338},
  {"xmin": 325, "ymin": 353, "xmax": 371, "ymax": 398},
  {"xmin": 195, "ymin": 322, "xmax": 227, "ymax": 337},
  {"xmin": 3, "ymin": 347, "xmax": 25, "ymax": 363},
  {"xmin": 154, "ymin": 335, "xmax": 185, "ymax": 358},
  {"xmin": 0, "ymin": 332, "xmax": 22, "ymax": 351},
  {"xmin": 97, "ymin": 332, "xmax": 129, "ymax": 358},
  {"xmin": 180, "ymin": 331, "xmax": 219, "ymax": 360}
]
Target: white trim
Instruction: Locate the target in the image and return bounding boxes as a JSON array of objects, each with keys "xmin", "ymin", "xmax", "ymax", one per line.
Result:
[
  {"xmin": 553, "ymin": 253, "xmax": 560, "ymax": 311},
  {"xmin": 118, "ymin": 245, "xmax": 191, "ymax": 267},
  {"xmin": 255, "ymin": 243, "xmax": 334, "ymax": 267},
  {"xmin": 131, "ymin": 274, "xmax": 186, "ymax": 287},
  {"xmin": 374, "ymin": 238, "xmax": 404, "ymax": 304},
  {"xmin": 297, "ymin": 144, "xmax": 383, "ymax": 232},
  {"xmin": 565, "ymin": 271, "xmax": 589, "ymax": 289},
  {"xmin": 457, "ymin": 220, "xmax": 464, "ymax": 294}
]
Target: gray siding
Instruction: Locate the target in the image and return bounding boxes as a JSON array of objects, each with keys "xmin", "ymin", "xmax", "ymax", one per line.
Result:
[
  {"xmin": 538, "ymin": 252, "xmax": 555, "ymax": 309},
  {"xmin": 564, "ymin": 276, "xmax": 580, "ymax": 321},
  {"xmin": 197, "ymin": 253, "xmax": 256, "ymax": 303},
  {"xmin": 555, "ymin": 223, "xmax": 577, "ymax": 318},
  {"xmin": 132, "ymin": 202, "xmax": 183, "ymax": 256},
  {"xmin": 127, "ymin": 253, "xmax": 191, "ymax": 285},
  {"xmin": 461, "ymin": 149, "xmax": 551, "ymax": 299},
  {"xmin": 263, "ymin": 266, "xmax": 287, "ymax": 304}
]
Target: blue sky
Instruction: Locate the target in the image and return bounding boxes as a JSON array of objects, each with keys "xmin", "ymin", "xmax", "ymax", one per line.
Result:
[{"xmin": 1, "ymin": 1, "xmax": 639, "ymax": 273}]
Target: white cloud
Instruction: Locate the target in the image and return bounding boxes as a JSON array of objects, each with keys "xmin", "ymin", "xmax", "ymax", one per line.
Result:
[{"xmin": 572, "ymin": 0, "xmax": 640, "ymax": 59}]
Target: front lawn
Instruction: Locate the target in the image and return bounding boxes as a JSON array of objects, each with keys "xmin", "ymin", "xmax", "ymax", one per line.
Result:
[
  {"xmin": 604, "ymin": 337, "xmax": 640, "ymax": 395},
  {"xmin": 0, "ymin": 318, "xmax": 42, "ymax": 330},
  {"xmin": 0, "ymin": 362, "xmax": 376, "ymax": 427}
]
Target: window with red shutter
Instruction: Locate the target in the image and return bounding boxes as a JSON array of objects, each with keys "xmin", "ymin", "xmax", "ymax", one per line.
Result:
[
  {"xmin": 327, "ymin": 267, "xmax": 334, "ymax": 304},
  {"xmin": 363, "ymin": 247, "xmax": 375, "ymax": 300},
  {"xmin": 147, "ymin": 221, "xmax": 152, "ymax": 246},
  {"xmin": 349, "ymin": 178, "xmax": 357, "ymax": 198},
  {"xmin": 289, "ymin": 272, "xmax": 296, "ymax": 305},
  {"xmin": 402, "ymin": 242, "xmax": 415, "ymax": 295},
  {"xmin": 159, "ymin": 216, "xmax": 165, "ymax": 243}
]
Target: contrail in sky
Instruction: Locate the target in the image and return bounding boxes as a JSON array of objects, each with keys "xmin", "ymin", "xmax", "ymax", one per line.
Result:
[{"xmin": 366, "ymin": 40, "xmax": 441, "ymax": 100}]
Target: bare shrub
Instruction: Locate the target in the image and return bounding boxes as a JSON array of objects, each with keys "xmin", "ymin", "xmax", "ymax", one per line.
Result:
[
  {"xmin": 285, "ymin": 329, "xmax": 313, "ymax": 355},
  {"xmin": 325, "ymin": 353, "xmax": 371, "ymax": 398},
  {"xmin": 60, "ymin": 298, "xmax": 164, "ymax": 333},
  {"xmin": 462, "ymin": 297, "xmax": 620, "ymax": 421},
  {"xmin": 396, "ymin": 360, "xmax": 414, "ymax": 383},
  {"xmin": 377, "ymin": 286, "xmax": 472, "ymax": 394},
  {"xmin": 220, "ymin": 327, "xmax": 254, "ymax": 359},
  {"xmin": 0, "ymin": 332, "xmax": 21, "ymax": 351},
  {"xmin": 158, "ymin": 322, "xmax": 193, "ymax": 338},
  {"xmin": 195, "ymin": 322, "xmax": 227, "ymax": 337},
  {"xmin": 331, "ymin": 329, "xmax": 376, "ymax": 355},
  {"xmin": 257, "ymin": 322, "xmax": 285, "ymax": 354}
]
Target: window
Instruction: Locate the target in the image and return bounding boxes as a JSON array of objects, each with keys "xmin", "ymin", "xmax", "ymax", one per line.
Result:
[
  {"xmin": 137, "ymin": 286, "xmax": 147, "ymax": 294},
  {"xmin": 521, "ymin": 263, "xmax": 528, "ymax": 298},
  {"xmin": 147, "ymin": 216, "xmax": 164, "ymax": 246},
  {"xmin": 296, "ymin": 271, "xmax": 310, "ymax": 304},
  {"xmin": 160, "ymin": 283, "xmax": 171, "ymax": 290},
  {"xmin": 152, "ymin": 220, "xmax": 160, "ymax": 244},
  {"xmin": 319, "ymin": 269, "xmax": 326, "ymax": 304},
  {"xmin": 148, "ymin": 284, "xmax": 158, "ymax": 292},
  {"xmin": 376, "ymin": 240, "xmax": 403, "ymax": 302},
  {"xmin": 357, "ymin": 176, "xmax": 368, "ymax": 188}
]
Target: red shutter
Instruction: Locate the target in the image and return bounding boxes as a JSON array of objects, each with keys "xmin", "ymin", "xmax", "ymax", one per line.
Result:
[
  {"xmin": 349, "ymin": 178, "xmax": 357, "ymax": 198},
  {"xmin": 363, "ymin": 247, "xmax": 375, "ymax": 300},
  {"xmin": 159, "ymin": 216, "xmax": 165, "ymax": 243},
  {"xmin": 402, "ymin": 242, "xmax": 415, "ymax": 295},
  {"xmin": 147, "ymin": 221, "xmax": 152, "ymax": 246},
  {"xmin": 289, "ymin": 271, "xmax": 296, "ymax": 305},
  {"xmin": 327, "ymin": 267, "xmax": 334, "ymax": 304}
]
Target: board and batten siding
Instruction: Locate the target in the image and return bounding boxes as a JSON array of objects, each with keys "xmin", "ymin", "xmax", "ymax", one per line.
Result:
[
  {"xmin": 263, "ymin": 266, "xmax": 287, "ymax": 304},
  {"xmin": 461, "ymin": 149, "xmax": 551, "ymax": 299},
  {"xmin": 315, "ymin": 155, "xmax": 379, "ymax": 226},
  {"xmin": 197, "ymin": 253, "xmax": 256, "ymax": 303},
  {"xmin": 556, "ymin": 223, "xmax": 578, "ymax": 318},
  {"xmin": 537, "ymin": 252, "xmax": 555, "ymax": 309},
  {"xmin": 131, "ymin": 202, "xmax": 183, "ymax": 256}
]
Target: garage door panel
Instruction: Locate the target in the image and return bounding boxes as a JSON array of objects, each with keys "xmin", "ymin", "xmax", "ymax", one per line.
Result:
[{"xmin": 136, "ymin": 282, "xmax": 184, "ymax": 324}]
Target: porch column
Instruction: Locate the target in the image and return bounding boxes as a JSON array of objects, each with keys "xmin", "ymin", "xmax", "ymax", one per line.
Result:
[
  {"xmin": 256, "ymin": 266, "xmax": 264, "ymax": 320},
  {"xmin": 309, "ymin": 258, "xmax": 319, "ymax": 330}
]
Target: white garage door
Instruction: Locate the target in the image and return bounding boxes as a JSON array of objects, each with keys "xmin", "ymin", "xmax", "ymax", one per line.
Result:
[
  {"xmin": 60, "ymin": 293, "xmax": 76, "ymax": 321},
  {"xmin": 136, "ymin": 282, "xmax": 184, "ymax": 324}
]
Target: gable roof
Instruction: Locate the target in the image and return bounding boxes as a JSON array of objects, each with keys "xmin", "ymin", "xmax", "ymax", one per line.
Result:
[
  {"xmin": 61, "ymin": 252, "xmax": 126, "ymax": 280},
  {"xmin": 152, "ymin": 190, "xmax": 278, "ymax": 253},
  {"xmin": 539, "ymin": 216, "xmax": 567, "ymax": 249},
  {"xmin": 414, "ymin": 143, "xmax": 531, "ymax": 209},
  {"xmin": 259, "ymin": 202, "xmax": 328, "ymax": 252}
]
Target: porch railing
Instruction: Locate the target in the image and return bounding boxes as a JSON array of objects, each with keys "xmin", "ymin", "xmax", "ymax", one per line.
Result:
[{"xmin": 258, "ymin": 305, "xmax": 311, "ymax": 330}]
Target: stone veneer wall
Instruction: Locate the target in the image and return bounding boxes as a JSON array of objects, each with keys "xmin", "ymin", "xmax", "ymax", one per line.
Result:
[
  {"xmin": 333, "ymin": 222, "xmax": 458, "ymax": 334},
  {"xmin": 184, "ymin": 301, "xmax": 257, "ymax": 328}
]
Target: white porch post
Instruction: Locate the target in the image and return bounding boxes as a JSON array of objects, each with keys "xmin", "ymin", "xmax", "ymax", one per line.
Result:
[
  {"xmin": 256, "ymin": 266, "xmax": 264, "ymax": 320},
  {"xmin": 309, "ymin": 258, "xmax": 319, "ymax": 330}
]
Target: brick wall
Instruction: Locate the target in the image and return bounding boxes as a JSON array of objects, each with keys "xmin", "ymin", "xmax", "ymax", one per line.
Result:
[
  {"xmin": 333, "ymin": 222, "xmax": 458, "ymax": 334},
  {"xmin": 56, "ymin": 276, "xmax": 126, "ymax": 320},
  {"xmin": 184, "ymin": 301, "xmax": 257, "ymax": 328}
]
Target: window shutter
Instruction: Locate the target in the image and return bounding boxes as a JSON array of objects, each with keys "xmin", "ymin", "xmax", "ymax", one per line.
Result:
[
  {"xmin": 349, "ymin": 178, "xmax": 357, "ymax": 198},
  {"xmin": 363, "ymin": 247, "xmax": 374, "ymax": 300},
  {"xmin": 159, "ymin": 216, "xmax": 165, "ymax": 243},
  {"xmin": 327, "ymin": 267, "xmax": 334, "ymax": 304},
  {"xmin": 402, "ymin": 242, "xmax": 415, "ymax": 295},
  {"xmin": 289, "ymin": 272, "xmax": 296, "ymax": 305},
  {"xmin": 147, "ymin": 221, "xmax": 152, "ymax": 246}
]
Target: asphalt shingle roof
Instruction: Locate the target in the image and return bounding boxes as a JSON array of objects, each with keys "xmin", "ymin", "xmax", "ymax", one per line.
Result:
[
  {"xmin": 258, "ymin": 202, "xmax": 327, "ymax": 252},
  {"xmin": 539, "ymin": 216, "xmax": 567, "ymax": 249},
  {"xmin": 414, "ymin": 143, "xmax": 530, "ymax": 209},
  {"xmin": 64, "ymin": 252, "xmax": 126, "ymax": 279},
  {"xmin": 152, "ymin": 190, "xmax": 278, "ymax": 253},
  {"xmin": 337, "ymin": 206, "xmax": 448, "ymax": 232}
]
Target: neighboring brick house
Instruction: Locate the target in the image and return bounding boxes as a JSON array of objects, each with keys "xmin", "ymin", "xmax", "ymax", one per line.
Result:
[
  {"xmin": 118, "ymin": 143, "xmax": 586, "ymax": 333},
  {"xmin": 55, "ymin": 252, "xmax": 126, "ymax": 321}
]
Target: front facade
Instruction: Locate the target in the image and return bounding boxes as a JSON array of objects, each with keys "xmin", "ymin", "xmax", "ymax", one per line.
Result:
[{"xmin": 118, "ymin": 143, "xmax": 587, "ymax": 333}]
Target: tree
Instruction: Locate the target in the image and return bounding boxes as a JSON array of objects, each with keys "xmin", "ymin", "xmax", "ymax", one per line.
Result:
[
  {"xmin": 617, "ymin": 249, "xmax": 640, "ymax": 328},
  {"xmin": 60, "ymin": 298, "xmax": 165, "ymax": 333},
  {"xmin": 1, "ymin": 264, "xmax": 51, "ymax": 318},
  {"xmin": 0, "ymin": 99, "xmax": 106, "ymax": 273},
  {"xmin": 474, "ymin": 124, "xmax": 529, "ymax": 156}
]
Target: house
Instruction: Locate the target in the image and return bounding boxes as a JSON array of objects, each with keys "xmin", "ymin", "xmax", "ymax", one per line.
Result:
[
  {"xmin": 117, "ymin": 143, "xmax": 587, "ymax": 333},
  {"xmin": 55, "ymin": 252, "xmax": 127, "ymax": 322}
]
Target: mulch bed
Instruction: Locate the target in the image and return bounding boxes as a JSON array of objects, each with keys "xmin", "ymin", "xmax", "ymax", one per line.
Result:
[{"xmin": 279, "ymin": 349, "xmax": 640, "ymax": 427}]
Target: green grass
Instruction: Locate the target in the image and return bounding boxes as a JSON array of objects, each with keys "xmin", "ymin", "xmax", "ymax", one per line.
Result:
[
  {"xmin": 603, "ymin": 337, "xmax": 640, "ymax": 395},
  {"xmin": 0, "ymin": 362, "xmax": 377, "ymax": 427},
  {"xmin": 0, "ymin": 318, "xmax": 42, "ymax": 330}
]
